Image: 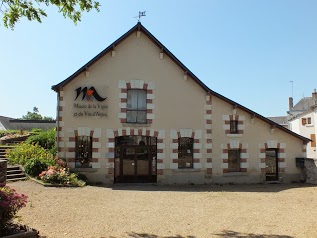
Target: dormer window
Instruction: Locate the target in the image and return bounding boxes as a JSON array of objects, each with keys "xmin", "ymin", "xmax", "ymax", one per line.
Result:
[{"xmin": 127, "ymin": 89, "xmax": 147, "ymax": 123}]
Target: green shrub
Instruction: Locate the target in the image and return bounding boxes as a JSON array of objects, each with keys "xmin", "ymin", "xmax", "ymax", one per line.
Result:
[
  {"xmin": 31, "ymin": 128, "xmax": 43, "ymax": 134},
  {"xmin": 6, "ymin": 143, "xmax": 54, "ymax": 166},
  {"xmin": 0, "ymin": 185, "xmax": 28, "ymax": 231},
  {"xmin": 26, "ymin": 129, "xmax": 56, "ymax": 151},
  {"xmin": 24, "ymin": 158, "xmax": 52, "ymax": 177}
]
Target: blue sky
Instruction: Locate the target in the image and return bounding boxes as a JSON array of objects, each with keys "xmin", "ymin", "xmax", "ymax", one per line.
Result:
[{"xmin": 1, "ymin": 0, "xmax": 316, "ymax": 119}]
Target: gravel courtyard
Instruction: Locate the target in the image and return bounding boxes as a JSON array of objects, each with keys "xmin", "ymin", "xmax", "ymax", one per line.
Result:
[{"xmin": 8, "ymin": 180, "xmax": 317, "ymax": 238}]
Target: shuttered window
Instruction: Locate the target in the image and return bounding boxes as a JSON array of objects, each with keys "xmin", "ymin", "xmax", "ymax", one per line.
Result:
[
  {"xmin": 228, "ymin": 149, "xmax": 240, "ymax": 172},
  {"xmin": 230, "ymin": 120, "xmax": 238, "ymax": 134},
  {"xmin": 311, "ymin": 134, "xmax": 316, "ymax": 148},
  {"xmin": 307, "ymin": 117, "xmax": 312, "ymax": 124},
  {"xmin": 302, "ymin": 118, "xmax": 307, "ymax": 125}
]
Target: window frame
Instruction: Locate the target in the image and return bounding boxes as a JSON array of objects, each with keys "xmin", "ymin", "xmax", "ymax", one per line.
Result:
[
  {"xmin": 178, "ymin": 137, "xmax": 194, "ymax": 169},
  {"xmin": 75, "ymin": 135, "xmax": 93, "ymax": 168},
  {"xmin": 302, "ymin": 117, "xmax": 312, "ymax": 126},
  {"xmin": 307, "ymin": 117, "xmax": 312, "ymax": 125},
  {"xmin": 230, "ymin": 119, "xmax": 238, "ymax": 134},
  {"xmin": 228, "ymin": 149, "xmax": 241, "ymax": 172},
  {"xmin": 126, "ymin": 89, "xmax": 147, "ymax": 124}
]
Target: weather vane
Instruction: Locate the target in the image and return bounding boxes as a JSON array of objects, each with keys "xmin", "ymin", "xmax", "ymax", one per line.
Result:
[{"xmin": 134, "ymin": 11, "xmax": 146, "ymax": 22}]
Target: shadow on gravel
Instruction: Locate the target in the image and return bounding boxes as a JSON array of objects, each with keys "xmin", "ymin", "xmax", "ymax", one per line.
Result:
[
  {"xmin": 110, "ymin": 183, "xmax": 311, "ymax": 193},
  {"xmin": 106, "ymin": 230, "xmax": 294, "ymax": 238},
  {"xmin": 125, "ymin": 232, "xmax": 196, "ymax": 238},
  {"xmin": 214, "ymin": 230, "xmax": 294, "ymax": 238}
]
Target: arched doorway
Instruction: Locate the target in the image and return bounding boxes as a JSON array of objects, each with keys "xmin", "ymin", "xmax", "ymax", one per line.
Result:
[{"xmin": 114, "ymin": 136, "xmax": 157, "ymax": 183}]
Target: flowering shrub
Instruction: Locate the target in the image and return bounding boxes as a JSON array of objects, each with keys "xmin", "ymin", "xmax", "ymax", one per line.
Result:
[
  {"xmin": 39, "ymin": 166, "xmax": 83, "ymax": 186},
  {"xmin": 0, "ymin": 185, "xmax": 27, "ymax": 231},
  {"xmin": 6, "ymin": 143, "xmax": 54, "ymax": 166}
]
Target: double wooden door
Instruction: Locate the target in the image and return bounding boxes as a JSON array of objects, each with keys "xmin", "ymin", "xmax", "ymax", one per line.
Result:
[{"xmin": 117, "ymin": 145, "xmax": 157, "ymax": 183}]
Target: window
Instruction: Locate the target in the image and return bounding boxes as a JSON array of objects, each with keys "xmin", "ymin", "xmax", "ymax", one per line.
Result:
[
  {"xmin": 308, "ymin": 117, "xmax": 312, "ymax": 124},
  {"xmin": 75, "ymin": 136, "xmax": 92, "ymax": 168},
  {"xmin": 127, "ymin": 89, "xmax": 147, "ymax": 123},
  {"xmin": 230, "ymin": 120, "xmax": 238, "ymax": 134},
  {"xmin": 302, "ymin": 117, "xmax": 312, "ymax": 125},
  {"xmin": 228, "ymin": 149, "xmax": 240, "ymax": 172},
  {"xmin": 178, "ymin": 137, "xmax": 193, "ymax": 168}
]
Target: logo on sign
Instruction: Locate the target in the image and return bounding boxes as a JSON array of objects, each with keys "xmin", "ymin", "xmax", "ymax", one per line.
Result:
[{"xmin": 75, "ymin": 87, "xmax": 107, "ymax": 102}]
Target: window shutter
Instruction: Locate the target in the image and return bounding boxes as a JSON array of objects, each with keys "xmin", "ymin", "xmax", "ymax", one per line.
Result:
[
  {"xmin": 311, "ymin": 134, "xmax": 316, "ymax": 148},
  {"xmin": 308, "ymin": 117, "xmax": 312, "ymax": 124},
  {"xmin": 302, "ymin": 118, "xmax": 307, "ymax": 125}
]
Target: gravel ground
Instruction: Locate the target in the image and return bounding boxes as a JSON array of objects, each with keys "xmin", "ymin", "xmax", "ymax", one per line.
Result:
[{"xmin": 8, "ymin": 180, "xmax": 317, "ymax": 238}]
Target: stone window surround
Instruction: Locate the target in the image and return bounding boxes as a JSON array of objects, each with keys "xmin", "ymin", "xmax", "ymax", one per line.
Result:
[
  {"xmin": 223, "ymin": 114, "xmax": 245, "ymax": 135},
  {"xmin": 118, "ymin": 80, "xmax": 155, "ymax": 124},
  {"xmin": 258, "ymin": 140, "xmax": 286, "ymax": 175},
  {"xmin": 221, "ymin": 140, "xmax": 249, "ymax": 174},
  {"xmin": 64, "ymin": 127, "xmax": 102, "ymax": 170},
  {"xmin": 170, "ymin": 129, "xmax": 207, "ymax": 170}
]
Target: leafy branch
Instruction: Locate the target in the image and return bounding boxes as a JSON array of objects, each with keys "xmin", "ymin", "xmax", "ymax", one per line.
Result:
[{"xmin": 0, "ymin": 0, "xmax": 100, "ymax": 29}]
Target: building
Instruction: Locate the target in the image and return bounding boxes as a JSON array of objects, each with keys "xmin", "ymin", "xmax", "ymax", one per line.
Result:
[
  {"xmin": 288, "ymin": 90, "xmax": 317, "ymax": 159},
  {"xmin": 0, "ymin": 116, "xmax": 56, "ymax": 131},
  {"xmin": 51, "ymin": 23, "xmax": 309, "ymax": 184},
  {"xmin": 266, "ymin": 116, "xmax": 288, "ymax": 129}
]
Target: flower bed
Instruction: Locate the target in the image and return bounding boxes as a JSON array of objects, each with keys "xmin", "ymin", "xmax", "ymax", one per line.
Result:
[
  {"xmin": 37, "ymin": 166, "xmax": 86, "ymax": 187},
  {"xmin": 0, "ymin": 185, "xmax": 28, "ymax": 235}
]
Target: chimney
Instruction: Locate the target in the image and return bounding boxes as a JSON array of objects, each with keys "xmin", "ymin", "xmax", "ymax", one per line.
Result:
[
  {"xmin": 289, "ymin": 97, "xmax": 293, "ymax": 110},
  {"xmin": 312, "ymin": 89, "xmax": 317, "ymax": 104}
]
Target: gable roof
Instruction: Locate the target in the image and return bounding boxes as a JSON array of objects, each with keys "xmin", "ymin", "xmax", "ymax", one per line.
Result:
[{"xmin": 51, "ymin": 22, "xmax": 310, "ymax": 143}]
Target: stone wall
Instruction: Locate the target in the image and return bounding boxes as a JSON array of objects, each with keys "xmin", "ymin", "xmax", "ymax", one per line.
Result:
[
  {"xmin": 0, "ymin": 159, "xmax": 7, "ymax": 185},
  {"xmin": 305, "ymin": 158, "xmax": 317, "ymax": 184}
]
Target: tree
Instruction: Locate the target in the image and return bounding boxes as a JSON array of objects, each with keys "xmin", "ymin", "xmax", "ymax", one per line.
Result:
[
  {"xmin": 1, "ymin": 0, "xmax": 100, "ymax": 29},
  {"xmin": 21, "ymin": 106, "xmax": 54, "ymax": 120}
]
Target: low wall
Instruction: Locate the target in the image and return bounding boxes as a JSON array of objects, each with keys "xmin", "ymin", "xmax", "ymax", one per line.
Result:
[
  {"xmin": 305, "ymin": 158, "xmax": 317, "ymax": 184},
  {"xmin": 0, "ymin": 159, "xmax": 7, "ymax": 185},
  {"xmin": 9, "ymin": 120, "xmax": 56, "ymax": 131}
]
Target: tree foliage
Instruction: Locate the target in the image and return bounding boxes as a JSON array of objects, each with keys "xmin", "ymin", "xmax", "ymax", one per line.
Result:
[
  {"xmin": 1, "ymin": 0, "xmax": 100, "ymax": 29},
  {"xmin": 21, "ymin": 107, "xmax": 54, "ymax": 120}
]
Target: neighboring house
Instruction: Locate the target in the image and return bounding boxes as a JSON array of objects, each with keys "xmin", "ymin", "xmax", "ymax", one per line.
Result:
[
  {"xmin": 0, "ymin": 116, "xmax": 56, "ymax": 131},
  {"xmin": 51, "ymin": 22, "xmax": 309, "ymax": 185},
  {"xmin": 267, "ymin": 116, "xmax": 288, "ymax": 129},
  {"xmin": 0, "ymin": 116, "xmax": 14, "ymax": 130},
  {"xmin": 288, "ymin": 90, "xmax": 317, "ymax": 159}
]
